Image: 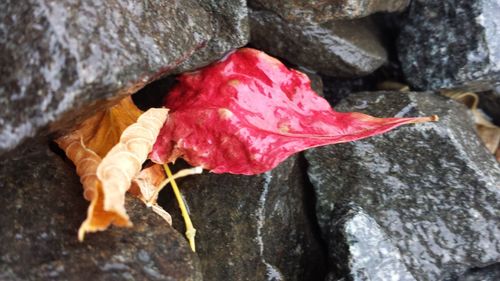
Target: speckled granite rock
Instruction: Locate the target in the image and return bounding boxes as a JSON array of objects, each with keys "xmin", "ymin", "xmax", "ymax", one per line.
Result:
[
  {"xmin": 323, "ymin": 204, "xmax": 416, "ymax": 281},
  {"xmin": 249, "ymin": 0, "xmax": 409, "ymax": 22},
  {"xmin": 0, "ymin": 142, "xmax": 201, "ymax": 281},
  {"xmin": 163, "ymin": 156, "xmax": 326, "ymax": 281},
  {"xmin": 305, "ymin": 91, "xmax": 500, "ymax": 281},
  {"xmin": 0, "ymin": 0, "xmax": 248, "ymax": 155},
  {"xmin": 397, "ymin": 0, "xmax": 500, "ymax": 91},
  {"xmin": 250, "ymin": 9, "xmax": 387, "ymax": 77}
]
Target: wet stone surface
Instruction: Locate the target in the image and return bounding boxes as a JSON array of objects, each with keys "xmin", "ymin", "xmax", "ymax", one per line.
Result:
[
  {"xmin": 175, "ymin": 0, "xmax": 249, "ymax": 73},
  {"xmin": 0, "ymin": 142, "xmax": 201, "ymax": 281},
  {"xmin": 163, "ymin": 156, "xmax": 326, "ymax": 281},
  {"xmin": 299, "ymin": 68, "xmax": 324, "ymax": 97},
  {"xmin": 250, "ymin": 9, "xmax": 387, "ymax": 77},
  {"xmin": 249, "ymin": 0, "xmax": 410, "ymax": 22},
  {"xmin": 397, "ymin": 0, "xmax": 500, "ymax": 91},
  {"xmin": 0, "ymin": 0, "xmax": 248, "ymax": 155},
  {"xmin": 322, "ymin": 204, "xmax": 416, "ymax": 281},
  {"xmin": 306, "ymin": 91, "xmax": 500, "ymax": 281}
]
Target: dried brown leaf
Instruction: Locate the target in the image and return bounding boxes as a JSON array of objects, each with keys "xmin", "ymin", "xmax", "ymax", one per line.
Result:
[
  {"xmin": 97, "ymin": 108, "xmax": 169, "ymax": 219},
  {"xmin": 376, "ymin": 81, "xmax": 410, "ymax": 92},
  {"xmin": 442, "ymin": 91, "xmax": 500, "ymax": 156},
  {"xmin": 131, "ymin": 164, "xmax": 202, "ymax": 227},
  {"xmin": 56, "ymin": 97, "xmax": 169, "ymax": 240},
  {"xmin": 76, "ymin": 97, "xmax": 144, "ymax": 158},
  {"xmin": 477, "ymin": 125, "xmax": 500, "ymax": 154}
]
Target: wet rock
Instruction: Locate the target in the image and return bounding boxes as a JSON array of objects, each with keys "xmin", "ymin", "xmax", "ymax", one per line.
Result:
[
  {"xmin": 249, "ymin": 0, "xmax": 410, "ymax": 22},
  {"xmin": 305, "ymin": 91, "xmax": 500, "ymax": 281},
  {"xmin": 0, "ymin": 0, "xmax": 248, "ymax": 155},
  {"xmin": 323, "ymin": 204, "xmax": 416, "ymax": 281},
  {"xmin": 397, "ymin": 0, "xmax": 500, "ymax": 91},
  {"xmin": 0, "ymin": 142, "xmax": 201, "ymax": 280},
  {"xmin": 321, "ymin": 60, "xmax": 407, "ymax": 105},
  {"xmin": 175, "ymin": 0, "xmax": 249, "ymax": 73},
  {"xmin": 298, "ymin": 68, "xmax": 324, "ymax": 97},
  {"xmin": 250, "ymin": 9, "xmax": 387, "ymax": 77},
  {"xmin": 163, "ymin": 156, "xmax": 326, "ymax": 281},
  {"xmin": 322, "ymin": 75, "xmax": 380, "ymax": 106},
  {"xmin": 319, "ymin": 12, "xmax": 409, "ymax": 105}
]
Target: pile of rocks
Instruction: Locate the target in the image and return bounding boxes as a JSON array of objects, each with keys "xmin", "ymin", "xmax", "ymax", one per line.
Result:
[{"xmin": 1, "ymin": 0, "xmax": 499, "ymax": 280}]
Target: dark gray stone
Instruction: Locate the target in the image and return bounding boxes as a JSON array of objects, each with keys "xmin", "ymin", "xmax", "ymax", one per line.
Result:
[
  {"xmin": 0, "ymin": 141, "xmax": 202, "ymax": 281},
  {"xmin": 250, "ymin": 9, "xmax": 387, "ymax": 77},
  {"xmin": 305, "ymin": 91, "xmax": 500, "ymax": 281},
  {"xmin": 163, "ymin": 156, "xmax": 326, "ymax": 281},
  {"xmin": 298, "ymin": 67, "xmax": 324, "ymax": 97},
  {"xmin": 397, "ymin": 0, "xmax": 500, "ymax": 91},
  {"xmin": 0, "ymin": 0, "xmax": 249, "ymax": 155},
  {"xmin": 249, "ymin": 0, "xmax": 410, "ymax": 22},
  {"xmin": 323, "ymin": 204, "xmax": 416, "ymax": 281},
  {"xmin": 320, "ymin": 58, "xmax": 408, "ymax": 105},
  {"xmin": 175, "ymin": 0, "xmax": 249, "ymax": 73},
  {"xmin": 322, "ymin": 75, "xmax": 377, "ymax": 105}
]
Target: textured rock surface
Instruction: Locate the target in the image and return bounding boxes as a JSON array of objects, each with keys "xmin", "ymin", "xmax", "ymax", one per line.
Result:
[
  {"xmin": 398, "ymin": 0, "xmax": 500, "ymax": 91},
  {"xmin": 163, "ymin": 156, "xmax": 326, "ymax": 281},
  {"xmin": 250, "ymin": 9, "xmax": 387, "ymax": 77},
  {"xmin": 249, "ymin": 0, "xmax": 410, "ymax": 22},
  {"xmin": 306, "ymin": 91, "xmax": 500, "ymax": 281},
  {"xmin": 0, "ymin": 0, "xmax": 248, "ymax": 155},
  {"xmin": 0, "ymin": 142, "xmax": 201, "ymax": 280},
  {"xmin": 322, "ymin": 204, "xmax": 416, "ymax": 281},
  {"xmin": 175, "ymin": 0, "xmax": 249, "ymax": 73}
]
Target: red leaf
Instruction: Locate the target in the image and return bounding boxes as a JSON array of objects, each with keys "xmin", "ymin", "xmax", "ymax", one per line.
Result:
[{"xmin": 150, "ymin": 48, "xmax": 437, "ymax": 175}]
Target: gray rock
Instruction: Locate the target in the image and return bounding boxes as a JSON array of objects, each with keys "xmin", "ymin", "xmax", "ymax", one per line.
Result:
[
  {"xmin": 175, "ymin": 0, "xmax": 249, "ymax": 73},
  {"xmin": 323, "ymin": 204, "xmax": 416, "ymax": 281},
  {"xmin": 298, "ymin": 67, "xmax": 324, "ymax": 97},
  {"xmin": 322, "ymin": 74, "xmax": 380, "ymax": 105},
  {"xmin": 320, "ymin": 59, "xmax": 408, "ymax": 105},
  {"xmin": 397, "ymin": 0, "xmax": 500, "ymax": 91},
  {"xmin": 249, "ymin": 0, "xmax": 410, "ymax": 22},
  {"xmin": 250, "ymin": 9, "xmax": 387, "ymax": 77},
  {"xmin": 163, "ymin": 156, "xmax": 326, "ymax": 281},
  {"xmin": 305, "ymin": 91, "xmax": 500, "ymax": 281},
  {"xmin": 0, "ymin": 0, "xmax": 248, "ymax": 155},
  {"xmin": 0, "ymin": 141, "xmax": 202, "ymax": 280}
]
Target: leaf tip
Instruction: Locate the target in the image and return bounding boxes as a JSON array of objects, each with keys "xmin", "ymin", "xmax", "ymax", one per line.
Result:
[
  {"xmin": 78, "ymin": 228, "xmax": 85, "ymax": 242},
  {"xmin": 412, "ymin": 114, "xmax": 439, "ymax": 124}
]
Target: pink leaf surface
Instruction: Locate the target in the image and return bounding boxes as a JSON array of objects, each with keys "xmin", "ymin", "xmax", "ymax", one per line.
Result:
[{"xmin": 151, "ymin": 48, "xmax": 437, "ymax": 175}]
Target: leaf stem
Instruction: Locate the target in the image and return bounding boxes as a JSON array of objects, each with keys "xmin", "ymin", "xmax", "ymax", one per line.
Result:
[{"xmin": 163, "ymin": 164, "xmax": 196, "ymax": 252}]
